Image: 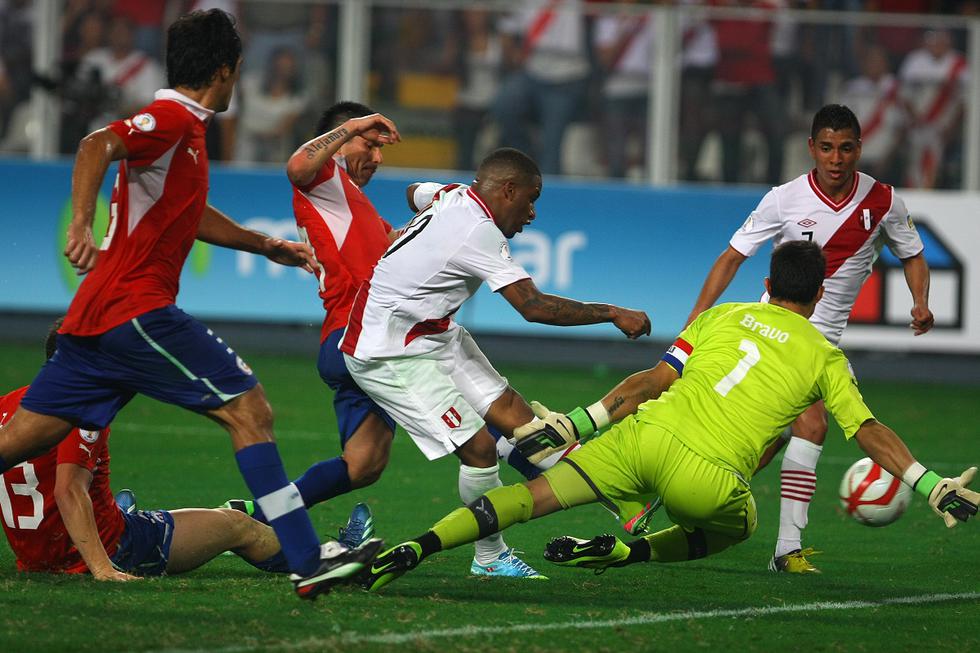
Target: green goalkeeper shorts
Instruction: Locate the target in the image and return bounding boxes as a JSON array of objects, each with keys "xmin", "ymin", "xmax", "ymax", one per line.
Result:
[{"xmin": 542, "ymin": 415, "xmax": 757, "ymax": 541}]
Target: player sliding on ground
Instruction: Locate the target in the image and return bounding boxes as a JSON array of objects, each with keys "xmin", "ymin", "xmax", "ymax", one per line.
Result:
[
  {"xmin": 351, "ymin": 241, "xmax": 976, "ymax": 591},
  {"xmin": 0, "ymin": 322, "xmax": 290, "ymax": 579}
]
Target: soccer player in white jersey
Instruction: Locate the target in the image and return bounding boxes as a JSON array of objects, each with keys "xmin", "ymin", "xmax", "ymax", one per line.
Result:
[
  {"xmin": 686, "ymin": 104, "xmax": 934, "ymax": 573},
  {"xmin": 341, "ymin": 148, "xmax": 651, "ymax": 580}
]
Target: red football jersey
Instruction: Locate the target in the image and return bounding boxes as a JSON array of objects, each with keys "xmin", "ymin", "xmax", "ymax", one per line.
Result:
[
  {"xmin": 61, "ymin": 89, "xmax": 213, "ymax": 336},
  {"xmin": 292, "ymin": 156, "xmax": 393, "ymax": 342},
  {"xmin": 0, "ymin": 387, "xmax": 125, "ymax": 573}
]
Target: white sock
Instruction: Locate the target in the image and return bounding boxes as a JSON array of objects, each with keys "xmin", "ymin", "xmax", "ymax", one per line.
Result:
[
  {"xmin": 458, "ymin": 463, "xmax": 507, "ymax": 564},
  {"xmin": 775, "ymin": 437, "xmax": 823, "ymax": 557}
]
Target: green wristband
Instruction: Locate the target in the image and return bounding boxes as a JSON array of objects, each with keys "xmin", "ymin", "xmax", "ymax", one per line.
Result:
[
  {"xmin": 914, "ymin": 470, "xmax": 943, "ymax": 499},
  {"xmin": 567, "ymin": 406, "xmax": 596, "ymax": 438}
]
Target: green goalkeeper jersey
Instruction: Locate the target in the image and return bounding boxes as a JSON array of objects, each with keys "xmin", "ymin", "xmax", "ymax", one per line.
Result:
[{"xmin": 640, "ymin": 302, "xmax": 874, "ymax": 479}]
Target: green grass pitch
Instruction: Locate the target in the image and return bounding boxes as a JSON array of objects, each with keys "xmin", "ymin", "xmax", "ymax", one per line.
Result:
[{"xmin": 0, "ymin": 340, "xmax": 977, "ymax": 652}]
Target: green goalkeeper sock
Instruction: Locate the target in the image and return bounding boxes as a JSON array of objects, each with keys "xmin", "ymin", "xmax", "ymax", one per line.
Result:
[
  {"xmin": 640, "ymin": 525, "xmax": 743, "ymax": 562},
  {"xmin": 431, "ymin": 483, "xmax": 534, "ymax": 551}
]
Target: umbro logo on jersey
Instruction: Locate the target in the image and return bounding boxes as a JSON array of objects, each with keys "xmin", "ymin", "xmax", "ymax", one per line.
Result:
[
  {"xmin": 187, "ymin": 147, "xmax": 200, "ymax": 164},
  {"xmin": 797, "ymin": 218, "xmax": 817, "ymax": 228}
]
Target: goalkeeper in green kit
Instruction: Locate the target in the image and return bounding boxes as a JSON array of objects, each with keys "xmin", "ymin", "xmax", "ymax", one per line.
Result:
[{"xmin": 353, "ymin": 241, "xmax": 978, "ymax": 590}]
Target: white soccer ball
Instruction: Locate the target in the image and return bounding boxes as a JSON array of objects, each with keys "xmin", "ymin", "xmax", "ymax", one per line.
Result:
[{"xmin": 839, "ymin": 457, "xmax": 912, "ymax": 527}]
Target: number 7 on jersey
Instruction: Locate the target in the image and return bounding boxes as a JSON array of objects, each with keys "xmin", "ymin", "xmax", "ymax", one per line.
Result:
[{"xmin": 714, "ymin": 339, "xmax": 761, "ymax": 397}]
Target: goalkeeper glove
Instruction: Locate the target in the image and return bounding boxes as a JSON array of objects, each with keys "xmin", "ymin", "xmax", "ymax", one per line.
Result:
[
  {"xmin": 511, "ymin": 401, "xmax": 605, "ymax": 465},
  {"xmin": 910, "ymin": 466, "xmax": 979, "ymax": 528}
]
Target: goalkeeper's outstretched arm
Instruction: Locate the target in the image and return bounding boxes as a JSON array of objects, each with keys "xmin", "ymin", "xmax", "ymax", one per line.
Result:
[
  {"xmin": 854, "ymin": 419, "xmax": 979, "ymax": 528},
  {"xmin": 596, "ymin": 361, "xmax": 679, "ymax": 424},
  {"xmin": 512, "ymin": 362, "xmax": 679, "ymax": 464}
]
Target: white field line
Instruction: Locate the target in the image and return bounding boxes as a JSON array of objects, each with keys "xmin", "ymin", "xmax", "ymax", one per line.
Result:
[{"xmin": 152, "ymin": 591, "xmax": 980, "ymax": 653}]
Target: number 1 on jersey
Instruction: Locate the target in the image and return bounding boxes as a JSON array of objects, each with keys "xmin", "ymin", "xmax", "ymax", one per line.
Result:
[{"xmin": 714, "ymin": 339, "xmax": 761, "ymax": 397}]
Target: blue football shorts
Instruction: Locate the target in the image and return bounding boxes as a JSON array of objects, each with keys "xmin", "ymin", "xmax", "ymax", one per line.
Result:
[
  {"xmin": 21, "ymin": 305, "xmax": 258, "ymax": 430},
  {"xmin": 318, "ymin": 327, "xmax": 395, "ymax": 447},
  {"xmin": 110, "ymin": 509, "xmax": 175, "ymax": 576}
]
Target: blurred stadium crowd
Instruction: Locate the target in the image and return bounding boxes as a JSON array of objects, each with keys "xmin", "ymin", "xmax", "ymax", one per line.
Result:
[{"xmin": 0, "ymin": 0, "xmax": 973, "ymax": 188}]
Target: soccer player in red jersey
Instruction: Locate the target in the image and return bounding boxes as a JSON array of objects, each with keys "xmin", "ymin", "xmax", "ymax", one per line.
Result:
[
  {"xmin": 0, "ymin": 10, "xmax": 380, "ymax": 598},
  {"xmin": 0, "ymin": 325, "xmax": 289, "ymax": 580},
  {"xmin": 281, "ymin": 103, "xmax": 402, "ymax": 543}
]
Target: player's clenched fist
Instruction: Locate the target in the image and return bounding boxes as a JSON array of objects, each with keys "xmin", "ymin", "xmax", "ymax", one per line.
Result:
[
  {"xmin": 262, "ymin": 237, "xmax": 316, "ymax": 273},
  {"xmin": 64, "ymin": 222, "xmax": 99, "ymax": 274},
  {"xmin": 348, "ymin": 113, "xmax": 401, "ymax": 145},
  {"xmin": 611, "ymin": 307, "xmax": 651, "ymax": 339}
]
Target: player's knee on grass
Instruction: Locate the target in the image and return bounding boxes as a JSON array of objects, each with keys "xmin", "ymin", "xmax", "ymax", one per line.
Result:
[
  {"xmin": 652, "ymin": 490, "xmax": 757, "ymax": 562},
  {"xmin": 218, "ymin": 507, "xmax": 279, "ymax": 559}
]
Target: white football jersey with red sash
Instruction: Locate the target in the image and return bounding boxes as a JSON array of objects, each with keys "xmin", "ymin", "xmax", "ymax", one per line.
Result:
[
  {"xmin": 729, "ymin": 171, "xmax": 923, "ymax": 344},
  {"xmin": 342, "ymin": 184, "xmax": 530, "ymax": 360}
]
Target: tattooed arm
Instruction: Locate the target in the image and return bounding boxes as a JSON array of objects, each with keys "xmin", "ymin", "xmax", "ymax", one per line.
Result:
[
  {"xmin": 286, "ymin": 113, "xmax": 400, "ymax": 187},
  {"xmin": 598, "ymin": 361, "xmax": 679, "ymax": 422},
  {"xmin": 498, "ymin": 278, "xmax": 651, "ymax": 339}
]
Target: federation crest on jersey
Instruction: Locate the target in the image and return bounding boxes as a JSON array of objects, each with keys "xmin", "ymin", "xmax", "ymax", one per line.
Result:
[
  {"xmin": 79, "ymin": 429, "xmax": 100, "ymax": 443},
  {"xmin": 235, "ymin": 356, "xmax": 253, "ymax": 375},
  {"xmin": 441, "ymin": 406, "xmax": 462, "ymax": 429},
  {"xmin": 132, "ymin": 113, "xmax": 156, "ymax": 132}
]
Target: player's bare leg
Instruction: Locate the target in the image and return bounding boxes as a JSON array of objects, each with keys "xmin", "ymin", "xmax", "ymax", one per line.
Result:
[
  {"xmin": 485, "ymin": 386, "xmax": 572, "ymax": 472},
  {"xmin": 483, "ymin": 386, "xmax": 535, "ymax": 435},
  {"xmin": 0, "ymin": 407, "xmax": 74, "ymax": 472},
  {"xmin": 165, "ymin": 507, "xmax": 282, "ymax": 574},
  {"xmin": 206, "ymin": 385, "xmax": 276, "ymax": 451},
  {"xmin": 772, "ymin": 400, "xmax": 827, "ymax": 572},
  {"xmin": 342, "ymin": 413, "xmax": 393, "ymax": 489},
  {"xmin": 206, "ymin": 384, "xmax": 366, "ymax": 596}
]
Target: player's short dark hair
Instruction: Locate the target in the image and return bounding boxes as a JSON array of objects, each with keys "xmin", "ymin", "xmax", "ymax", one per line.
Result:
[
  {"xmin": 769, "ymin": 241, "xmax": 826, "ymax": 305},
  {"xmin": 811, "ymin": 104, "xmax": 861, "ymax": 140},
  {"xmin": 44, "ymin": 317, "xmax": 64, "ymax": 361},
  {"xmin": 166, "ymin": 9, "xmax": 241, "ymax": 90},
  {"xmin": 476, "ymin": 148, "xmax": 541, "ymax": 186},
  {"xmin": 316, "ymin": 101, "xmax": 376, "ymax": 135}
]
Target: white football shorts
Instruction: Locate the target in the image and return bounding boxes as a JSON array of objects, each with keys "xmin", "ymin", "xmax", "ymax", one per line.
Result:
[{"xmin": 343, "ymin": 328, "xmax": 508, "ymax": 460}]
